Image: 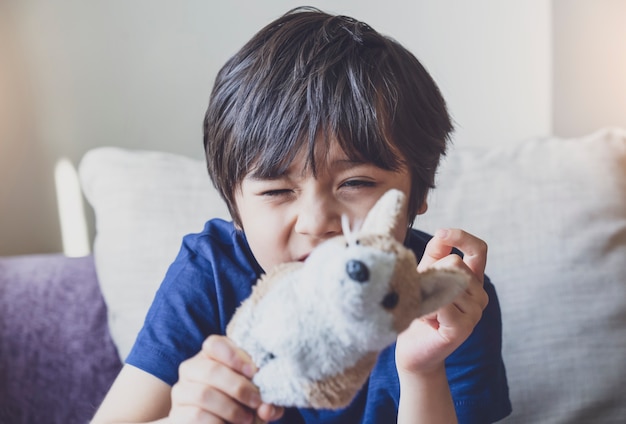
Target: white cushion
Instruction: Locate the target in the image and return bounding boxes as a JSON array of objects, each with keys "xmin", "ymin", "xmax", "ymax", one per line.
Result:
[
  {"xmin": 414, "ymin": 128, "xmax": 626, "ymax": 423},
  {"xmin": 79, "ymin": 147, "xmax": 229, "ymax": 359}
]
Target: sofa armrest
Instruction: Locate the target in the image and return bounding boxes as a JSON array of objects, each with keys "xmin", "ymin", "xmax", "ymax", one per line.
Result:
[{"xmin": 0, "ymin": 254, "xmax": 122, "ymax": 424}]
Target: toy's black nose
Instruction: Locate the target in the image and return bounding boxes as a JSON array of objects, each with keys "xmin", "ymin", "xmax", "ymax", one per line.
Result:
[{"xmin": 346, "ymin": 260, "xmax": 369, "ymax": 283}]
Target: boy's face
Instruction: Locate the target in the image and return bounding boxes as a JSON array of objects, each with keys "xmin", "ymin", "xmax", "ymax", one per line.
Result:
[{"xmin": 234, "ymin": 139, "xmax": 421, "ymax": 273}]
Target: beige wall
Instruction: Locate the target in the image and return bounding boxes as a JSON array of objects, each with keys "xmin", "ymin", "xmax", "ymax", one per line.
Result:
[
  {"xmin": 1, "ymin": 1, "xmax": 553, "ymax": 255},
  {"xmin": 553, "ymin": 0, "xmax": 626, "ymax": 137},
  {"xmin": 0, "ymin": 4, "xmax": 61, "ymax": 255}
]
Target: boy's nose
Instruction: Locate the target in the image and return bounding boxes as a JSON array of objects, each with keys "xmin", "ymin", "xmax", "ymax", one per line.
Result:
[{"xmin": 294, "ymin": 195, "xmax": 342, "ymax": 239}]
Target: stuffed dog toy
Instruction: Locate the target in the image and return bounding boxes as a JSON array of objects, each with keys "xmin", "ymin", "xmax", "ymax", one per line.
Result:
[{"xmin": 226, "ymin": 189, "xmax": 469, "ymax": 412}]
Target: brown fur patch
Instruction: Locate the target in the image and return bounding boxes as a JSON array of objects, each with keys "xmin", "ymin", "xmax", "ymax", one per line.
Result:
[
  {"xmin": 358, "ymin": 234, "xmax": 422, "ymax": 333},
  {"xmin": 387, "ymin": 248, "xmax": 423, "ymax": 333},
  {"xmin": 304, "ymin": 351, "xmax": 379, "ymax": 409}
]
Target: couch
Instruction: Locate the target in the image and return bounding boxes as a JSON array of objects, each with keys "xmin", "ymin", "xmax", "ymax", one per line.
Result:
[
  {"xmin": 0, "ymin": 254, "xmax": 121, "ymax": 424},
  {"xmin": 1, "ymin": 128, "xmax": 625, "ymax": 423}
]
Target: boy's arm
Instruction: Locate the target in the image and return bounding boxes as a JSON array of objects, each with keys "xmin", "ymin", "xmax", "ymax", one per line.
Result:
[
  {"xmin": 397, "ymin": 366, "xmax": 456, "ymax": 424},
  {"xmin": 396, "ymin": 229, "xmax": 489, "ymax": 424},
  {"xmin": 90, "ymin": 364, "xmax": 172, "ymax": 424}
]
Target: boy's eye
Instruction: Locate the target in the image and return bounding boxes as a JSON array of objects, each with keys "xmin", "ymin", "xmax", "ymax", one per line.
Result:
[
  {"xmin": 261, "ymin": 189, "xmax": 293, "ymax": 197},
  {"xmin": 341, "ymin": 179, "xmax": 376, "ymax": 189}
]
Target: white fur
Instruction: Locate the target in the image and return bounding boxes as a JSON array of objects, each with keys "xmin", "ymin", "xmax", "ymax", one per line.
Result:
[
  {"xmin": 227, "ymin": 189, "xmax": 469, "ymax": 408},
  {"xmin": 229, "ymin": 237, "xmax": 400, "ymax": 406}
]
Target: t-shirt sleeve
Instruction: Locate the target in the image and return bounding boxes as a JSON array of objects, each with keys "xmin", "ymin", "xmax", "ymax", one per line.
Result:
[
  {"xmin": 125, "ymin": 240, "xmax": 222, "ymax": 386},
  {"xmin": 446, "ymin": 276, "xmax": 512, "ymax": 423}
]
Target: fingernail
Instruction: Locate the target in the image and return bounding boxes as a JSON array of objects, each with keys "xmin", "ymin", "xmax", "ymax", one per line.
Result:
[
  {"xmin": 249, "ymin": 391, "xmax": 262, "ymax": 408},
  {"xmin": 436, "ymin": 229, "xmax": 449, "ymax": 239},
  {"xmin": 243, "ymin": 362, "xmax": 256, "ymax": 378},
  {"xmin": 204, "ymin": 336, "xmax": 228, "ymax": 356}
]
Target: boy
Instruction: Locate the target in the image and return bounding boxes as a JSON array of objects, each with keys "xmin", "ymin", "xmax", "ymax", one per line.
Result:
[{"xmin": 92, "ymin": 7, "xmax": 511, "ymax": 424}]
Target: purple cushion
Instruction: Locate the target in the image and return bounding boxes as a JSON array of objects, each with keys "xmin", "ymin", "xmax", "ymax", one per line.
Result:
[{"xmin": 0, "ymin": 254, "xmax": 122, "ymax": 424}]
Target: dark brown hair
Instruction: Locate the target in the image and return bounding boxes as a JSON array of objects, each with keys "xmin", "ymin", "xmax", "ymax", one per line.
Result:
[{"xmin": 203, "ymin": 6, "xmax": 453, "ymax": 226}]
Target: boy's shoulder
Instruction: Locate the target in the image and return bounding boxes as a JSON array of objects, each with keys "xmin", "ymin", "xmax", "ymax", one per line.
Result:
[
  {"xmin": 182, "ymin": 218, "xmax": 243, "ymax": 254},
  {"xmin": 189, "ymin": 218, "xmax": 238, "ymax": 244},
  {"xmin": 175, "ymin": 217, "xmax": 263, "ymax": 278}
]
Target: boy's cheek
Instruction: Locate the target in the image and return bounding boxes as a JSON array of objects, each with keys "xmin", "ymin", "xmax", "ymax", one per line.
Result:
[{"xmin": 245, "ymin": 226, "xmax": 288, "ymax": 271}]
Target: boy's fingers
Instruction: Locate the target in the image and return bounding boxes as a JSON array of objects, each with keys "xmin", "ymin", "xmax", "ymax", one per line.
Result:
[
  {"xmin": 440, "ymin": 228, "xmax": 487, "ymax": 279},
  {"xmin": 176, "ymin": 353, "xmax": 262, "ymax": 410},
  {"xmin": 202, "ymin": 335, "xmax": 257, "ymax": 379},
  {"xmin": 172, "ymin": 380, "xmax": 257, "ymax": 422},
  {"xmin": 418, "ymin": 229, "xmax": 453, "ymax": 271},
  {"xmin": 257, "ymin": 403, "xmax": 285, "ymax": 422},
  {"xmin": 419, "ymin": 228, "xmax": 488, "ymax": 280}
]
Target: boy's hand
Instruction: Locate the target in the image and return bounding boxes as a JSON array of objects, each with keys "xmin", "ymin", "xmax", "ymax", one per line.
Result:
[
  {"xmin": 396, "ymin": 228, "xmax": 489, "ymax": 376},
  {"xmin": 169, "ymin": 335, "xmax": 284, "ymax": 424}
]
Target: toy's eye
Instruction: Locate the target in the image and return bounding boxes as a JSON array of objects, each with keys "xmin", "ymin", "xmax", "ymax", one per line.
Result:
[
  {"xmin": 259, "ymin": 351, "xmax": 276, "ymax": 367},
  {"xmin": 381, "ymin": 291, "xmax": 399, "ymax": 309}
]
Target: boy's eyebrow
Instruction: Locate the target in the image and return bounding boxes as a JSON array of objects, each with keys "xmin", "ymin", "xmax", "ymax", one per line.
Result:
[
  {"xmin": 307, "ymin": 158, "xmax": 371, "ymax": 175},
  {"xmin": 245, "ymin": 173, "xmax": 287, "ymax": 182},
  {"xmin": 245, "ymin": 158, "xmax": 370, "ymax": 182},
  {"xmin": 330, "ymin": 158, "xmax": 368, "ymax": 169},
  {"xmin": 325, "ymin": 158, "xmax": 373, "ymax": 174}
]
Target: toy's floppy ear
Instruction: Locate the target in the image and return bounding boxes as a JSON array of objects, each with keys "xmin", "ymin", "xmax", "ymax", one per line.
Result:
[
  {"xmin": 360, "ymin": 189, "xmax": 406, "ymax": 236},
  {"xmin": 418, "ymin": 269, "xmax": 469, "ymax": 316}
]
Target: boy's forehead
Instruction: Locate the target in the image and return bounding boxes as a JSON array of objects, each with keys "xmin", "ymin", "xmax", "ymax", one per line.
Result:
[
  {"xmin": 309, "ymin": 138, "xmax": 368, "ymax": 169},
  {"xmin": 247, "ymin": 140, "xmax": 368, "ymax": 180}
]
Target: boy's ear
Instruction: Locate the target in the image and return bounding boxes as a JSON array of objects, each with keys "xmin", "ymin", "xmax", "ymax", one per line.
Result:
[
  {"xmin": 360, "ymin": 189, "xmax": 406, "ymax": 236},
  {"xmin": 418, "ymin": 269, "xmax": 469, "ymax": 316},
  {"xmin": 416, "ymin": 199, "xmax": 428, "ymax": 215}
]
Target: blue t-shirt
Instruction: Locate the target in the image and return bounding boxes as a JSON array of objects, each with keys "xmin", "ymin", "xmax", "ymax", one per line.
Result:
[{"xmin": 127, "ymin": 219, "xmax": 511, "ymax": 423}]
